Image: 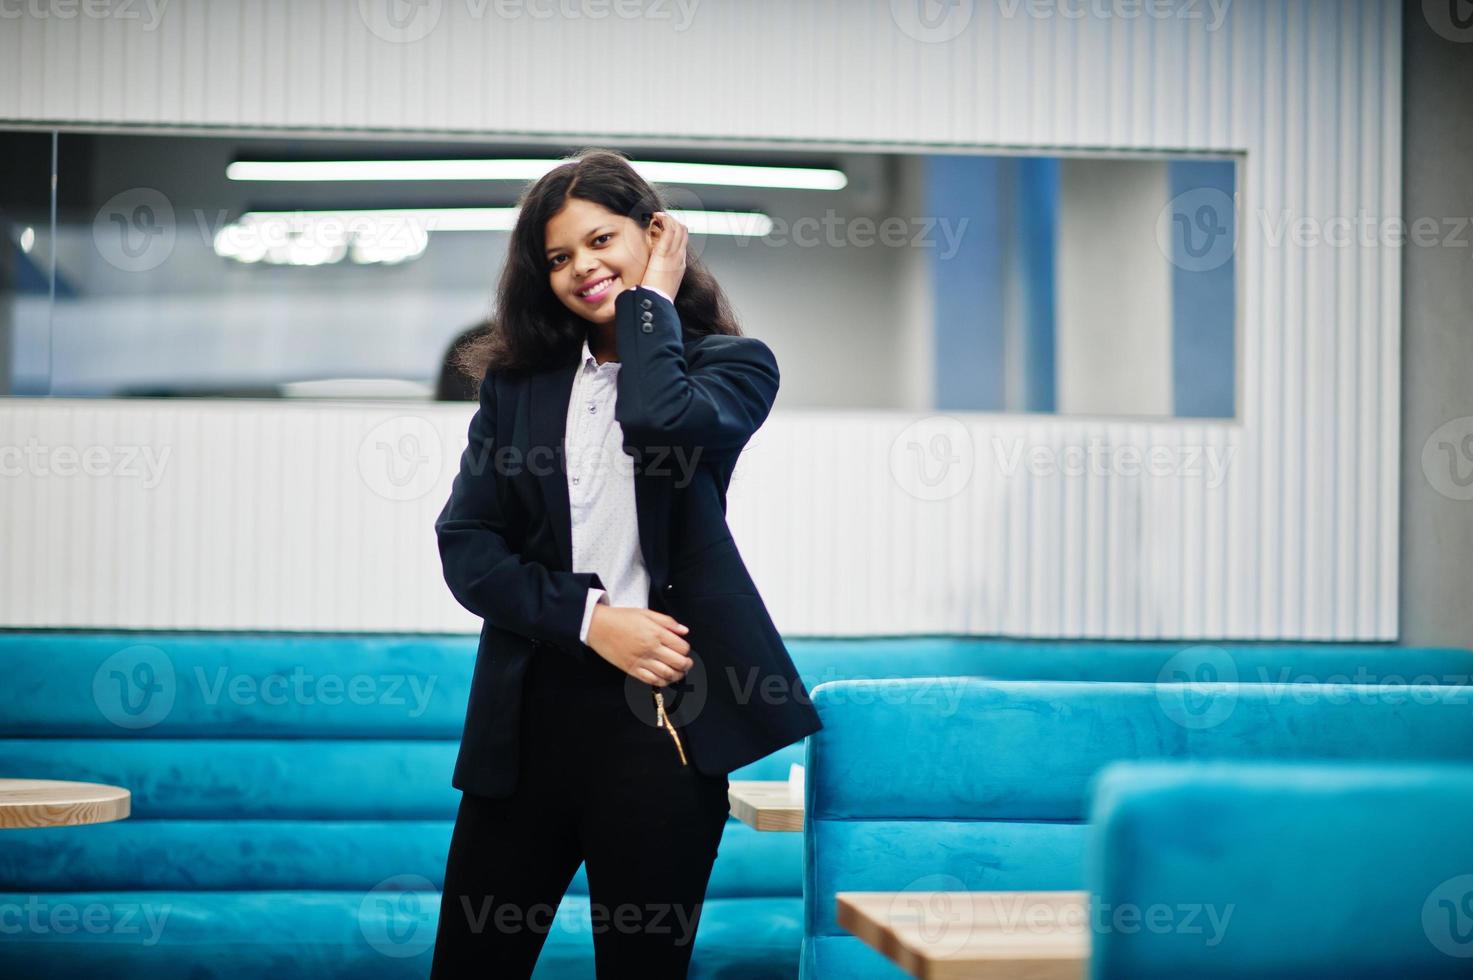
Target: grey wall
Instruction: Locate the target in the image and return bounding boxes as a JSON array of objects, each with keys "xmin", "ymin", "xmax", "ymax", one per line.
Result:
[{"xmin": 1399, "ymin": 3, "xmax": 1473, "ymax": 646}]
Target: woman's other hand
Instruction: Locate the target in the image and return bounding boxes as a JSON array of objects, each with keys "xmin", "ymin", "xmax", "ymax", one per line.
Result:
[{"xmin": 586, "ymin": 604, "xmax": 693, "ymax": 687}]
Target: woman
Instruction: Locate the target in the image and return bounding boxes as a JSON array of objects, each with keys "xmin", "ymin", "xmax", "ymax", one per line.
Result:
[{"xmin": 429, "ymin": 148, "xmax": 821, "ymax": 978}]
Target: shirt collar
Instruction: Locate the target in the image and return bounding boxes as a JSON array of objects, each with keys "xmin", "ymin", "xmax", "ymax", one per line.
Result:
[{"xmin": 579, "ymin": 336, "xmax": 618, "ymax": 373}]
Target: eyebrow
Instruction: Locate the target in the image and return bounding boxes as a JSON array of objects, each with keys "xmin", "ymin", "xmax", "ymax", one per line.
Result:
[{"xmin": 545, "ymin": 225, "xmax": 613, "ymax": 257}]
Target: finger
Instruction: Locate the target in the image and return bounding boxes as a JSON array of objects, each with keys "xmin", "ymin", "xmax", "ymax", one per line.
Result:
[
  {"xmin": 632, "ymin": 666, "xmax": 665, "ymax": 688},
  {"xmin": 657, "ymin": 630, "xmax": 691, "ymax": 656},
  {"xmin": 642, "ymin": 609, "xmax": 689, "ymax": 633},
  {"xmin": 654, "ymin": 643, "xmax": 693, "ymax": 670},
  {"xmin": 643, "ymin": 658, "xmax": 679, "ymax": 682}
]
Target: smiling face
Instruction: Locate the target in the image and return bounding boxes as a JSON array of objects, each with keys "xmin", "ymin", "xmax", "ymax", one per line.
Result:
[{"xmin": 544, "ymin": 197, "xmax": 651, "ymax": 325}]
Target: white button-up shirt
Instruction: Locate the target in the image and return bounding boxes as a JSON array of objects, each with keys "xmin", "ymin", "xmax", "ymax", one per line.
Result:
[{"xmin": 569, "ymin": 285, "xmax": 672, "ymax": 645}]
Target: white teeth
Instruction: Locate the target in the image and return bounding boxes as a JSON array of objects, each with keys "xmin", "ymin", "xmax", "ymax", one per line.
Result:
[{"xmin": 578, "ymin": 277, "xmax": 614, "ymax": 298}]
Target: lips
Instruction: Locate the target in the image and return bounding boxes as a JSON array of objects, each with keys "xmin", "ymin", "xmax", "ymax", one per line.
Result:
[{"xmin": 576, "ymin": 275, "xmax": 617, "ymax": 302}]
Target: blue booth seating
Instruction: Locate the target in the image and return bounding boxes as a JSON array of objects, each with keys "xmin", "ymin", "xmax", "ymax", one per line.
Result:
[
  {"xmin": 0, "ymin": 632, "xmax": 1470, "ymax": 978},
  {"xmin": 1087, "ymin": 760, "xmax": 1473, "ymax": 978},
  {"xmin": 801, "ymin": 677, "xmax": 1473, "ymax": 979}
]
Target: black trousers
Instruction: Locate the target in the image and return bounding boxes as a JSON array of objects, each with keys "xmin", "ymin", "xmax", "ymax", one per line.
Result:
[{"xmin": 430, "ymin": 645, "xmax": 731, "ymax": 979}]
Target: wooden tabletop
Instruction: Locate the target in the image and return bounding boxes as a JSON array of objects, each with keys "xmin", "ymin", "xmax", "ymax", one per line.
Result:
[
  {"xmin": 836, "ymin": 890, "xmax": 1090, "ymax": 980},
  {"xmin": 0, "ymin": 778, "xmax": 132, "ymax": 829},
  {"xmin": 727, "ymin": 779, "xmax": 804, "ymax": 832}
]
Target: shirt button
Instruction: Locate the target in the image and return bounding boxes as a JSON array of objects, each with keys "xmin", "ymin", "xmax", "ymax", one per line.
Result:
[
  {"xmin": 588, "ymin": 402, "xmax": 596, "ymax": 413},
  {"xmin": 571, "ymin": 475, "xmax": 580, "ymax": 485}
]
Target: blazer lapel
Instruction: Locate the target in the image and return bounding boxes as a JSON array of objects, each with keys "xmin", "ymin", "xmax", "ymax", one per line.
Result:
[{"xmin": 529, "ymin": 360, "xmax": 579, "ymax": 573}]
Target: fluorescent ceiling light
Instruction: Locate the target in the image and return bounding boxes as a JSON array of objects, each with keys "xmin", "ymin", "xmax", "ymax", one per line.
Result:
[
  {"xmin": 228, "ymin": 207, "xmax": 772, "ymax": 236},
  {"xmin": 226, "ymin": 158, "xmax": 846, "ymax": 191}
]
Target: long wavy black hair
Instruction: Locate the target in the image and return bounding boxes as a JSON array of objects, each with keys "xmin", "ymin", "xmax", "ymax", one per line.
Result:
[{"xmin": 453, "ymin": 147, "xmax": 743, "ymax": 380}]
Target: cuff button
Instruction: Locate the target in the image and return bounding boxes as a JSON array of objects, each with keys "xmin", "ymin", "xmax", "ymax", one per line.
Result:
[
  {"xmin": 641, "ymin": 298, "xmax": 653, "ymax": 309},
  {"xmin": 641, "ymin": 323, "xmax": 654, "ymax": 333}
]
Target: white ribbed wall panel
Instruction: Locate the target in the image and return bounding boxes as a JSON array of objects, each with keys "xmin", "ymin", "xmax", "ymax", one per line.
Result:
[{"xmin": 0, "ymin": 1, "xmax": 1402, "ymax": 638}]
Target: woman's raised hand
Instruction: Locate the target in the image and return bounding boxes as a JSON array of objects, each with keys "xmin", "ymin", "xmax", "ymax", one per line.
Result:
[
  {"xmin": 585, "ymin": 604, "xmax": 693, "ymax": 687},
  {"xmin": 640, "ymin": 211, "xmax": 688, "ymax": 300}
]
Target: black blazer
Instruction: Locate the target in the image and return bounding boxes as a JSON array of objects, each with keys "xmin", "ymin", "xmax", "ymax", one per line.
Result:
[{"xmin": 435, "ymin": 284, "xmax": 821, "ymax": 799}]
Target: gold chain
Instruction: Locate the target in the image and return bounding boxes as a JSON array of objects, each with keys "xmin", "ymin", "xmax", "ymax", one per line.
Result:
[{"xmin": 653, "ymin": 689, "xmax": 689, "ymax": 765}]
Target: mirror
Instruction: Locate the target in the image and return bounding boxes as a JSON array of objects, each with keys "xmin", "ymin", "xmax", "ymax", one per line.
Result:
[{"xmin": 0, "ymin": 131, "xmax": 1236, "ymax": 417}]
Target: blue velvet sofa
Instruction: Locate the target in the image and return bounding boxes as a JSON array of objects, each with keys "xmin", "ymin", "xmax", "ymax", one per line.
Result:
[
  {"xmin": 1087, "ymin": 760, "xmax": 1473, "ymax": 978},
  {"xmin": 1, "ymin": 632, "xmax": 1469, "ymax": 977},
  {"xmin": 801, "ymin": 675, "xmax": 1473, "ymax": 978}
]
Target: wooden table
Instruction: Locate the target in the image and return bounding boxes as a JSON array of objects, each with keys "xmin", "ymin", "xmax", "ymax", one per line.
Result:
[
  {"xmin": 727, "ymin": 779, "xmax": 803, "ymax": 832},
  {"xmin": 836, "ymin": 890, "xmax": 1090, "ymax": 980},
  {"xmin": 0, "ymin": 778, "xmax": 132, "ymax": 829}
]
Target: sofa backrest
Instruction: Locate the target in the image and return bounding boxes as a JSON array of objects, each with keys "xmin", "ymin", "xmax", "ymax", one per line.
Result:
[
  {"xmin": 803, "ymin": 677, "xmax": 1473, "ymax": 945},
  {"xmin": 0, "ymin": 632, "xmax": 808, "ymax": 899},
  {"xmin": 1086, "ymin": 760, "xmax": 1473, "ymax": 978},
  {"xmin": 4, "ymin": 633, "xmax": 1470, "ymax": 900}
]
